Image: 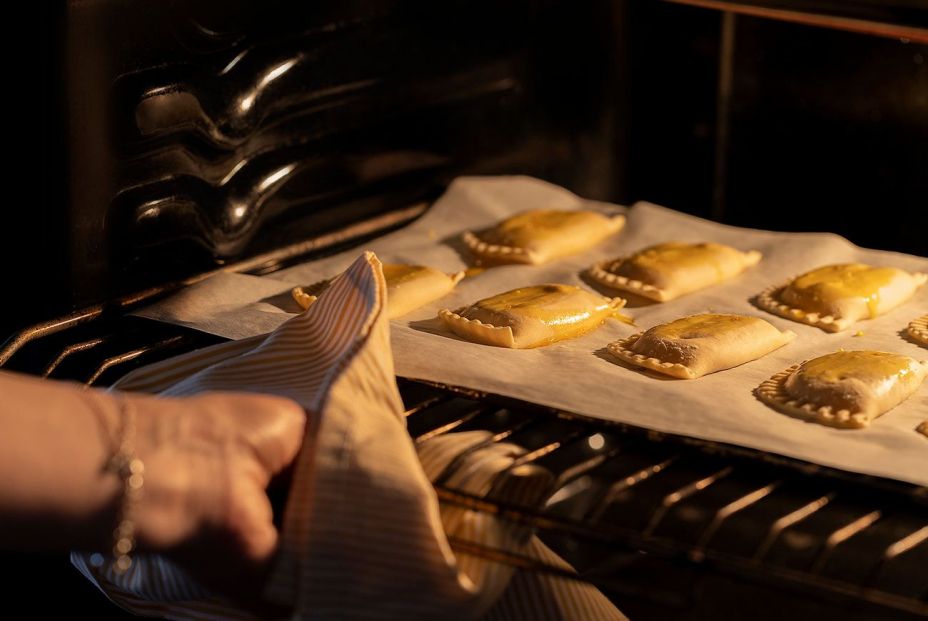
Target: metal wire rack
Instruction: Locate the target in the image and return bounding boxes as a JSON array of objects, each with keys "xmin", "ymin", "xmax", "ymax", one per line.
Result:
[{"xmin": 2, "ymin": 216, "xmax": 926, "ymax": 619}]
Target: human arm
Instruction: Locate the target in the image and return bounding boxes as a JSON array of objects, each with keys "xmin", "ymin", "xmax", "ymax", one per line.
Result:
[{"xmin": 0, "ymin": 370, "xmax": 305, "ymax": 603}]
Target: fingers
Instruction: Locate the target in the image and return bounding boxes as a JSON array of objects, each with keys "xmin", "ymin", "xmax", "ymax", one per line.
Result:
[
  {"xmin": 191, "ymin": 392, "xmax": 307, "ymax": 477},
  {"xmin": 228, "ymin": 480, "xmax": 280, "ymax": 566},
  {"xmin": 240, "ymin": 394, "xmax": 307, "ymax": 477},
  {"xmin": 167, "ymin": 485, "xmax": 282, "ymax": 606},
  {"xmin": 127, "ymin": 391, "xmax": 306, "ymax": 606}
]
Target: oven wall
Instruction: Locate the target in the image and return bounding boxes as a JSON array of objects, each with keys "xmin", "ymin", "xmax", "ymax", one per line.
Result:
[
  {"xmin": 16, "ymin": 0, "xmax": 624, "ymax": 337},
  {"xmin": 17, "ymin": 0, "xmax": 928, "ymax": 340},
  {"xmin": 621, "ymin": 2, "xmax": 928, "ymax": 257}
]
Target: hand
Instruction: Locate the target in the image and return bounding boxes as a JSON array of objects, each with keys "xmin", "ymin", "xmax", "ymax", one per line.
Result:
[
  {"xmin": 128, "ymin": 392, "xmax": 305, "ymax": 608},
  {"xmin": 0, "ymin": 372, "xmax": 304, "ymax": 613}
]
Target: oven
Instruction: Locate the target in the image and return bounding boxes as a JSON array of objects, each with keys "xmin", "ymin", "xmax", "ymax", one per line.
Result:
[{"xmin": 8, "ymin": 1, "xmax": 928, "ymax": 619}]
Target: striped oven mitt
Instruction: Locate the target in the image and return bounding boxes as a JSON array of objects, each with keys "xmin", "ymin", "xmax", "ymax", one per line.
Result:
[{"xmin": 72, "ymin": 252, "xmax": 626, "ymax": 621}]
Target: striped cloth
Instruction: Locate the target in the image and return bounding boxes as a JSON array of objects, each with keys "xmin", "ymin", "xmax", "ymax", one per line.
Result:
[{"xmin": 72, "ymin": 253, "xmax": 626, "ymax": 621}]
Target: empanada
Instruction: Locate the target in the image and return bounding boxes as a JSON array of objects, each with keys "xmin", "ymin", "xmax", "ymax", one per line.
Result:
[
  {"xmin": 607, "ymin": 313, "xmax": 795, "ymax": 379},
  {"xmin": 755, "ymin": 350, "xmax": 928, "ymax": 428},
  {"xmin": 908, "ymin": 314, "xmax": 928, "ymax": 347},
  {"xmin": 917, "ymin": 421, "xmax": 928, "ymax": 438},
  {"xmin": 292, "ymin": 264, "xmax": 464, "ymax": 319},
  {"xmin": 756, "ymin": 264, "xmax": 926, "ymax": 333},
  {"xmin": 589, "ymin": 242, "xmax": 761, "ymax": 302},
  {"xmin": 463, "ymin": 209, "xmax": 625, "ymax": 265},
  {"xmin": 438, "ymin": 284, "xmax": 627, "ymax": 348}
]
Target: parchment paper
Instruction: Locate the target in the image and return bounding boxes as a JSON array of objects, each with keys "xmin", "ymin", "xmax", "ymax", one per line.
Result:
[{"xmin": 136, "ymin": 176, "xmax": 928, "ymax": 486}]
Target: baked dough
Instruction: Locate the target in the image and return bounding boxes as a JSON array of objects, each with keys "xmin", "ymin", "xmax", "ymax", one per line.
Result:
[
  {"xmin": 438, "ymin": 284, "xmax": 627, "ymax": 348},
  {"xmin": 606, "ymin": 313, "xmax": 795, "ymax": 379},
  {"xmin": 292, "ymin": 264, "xmax": 464, "ymax": 319},
  {"xmin": 917, "ymin": 421, "xmax": 928, "ymax": 438},
  {"xmin": 291, "ymin": 283, "xmax": 325, "ymax": 310},
  {"xmin": 756, "ymin": 264, "xmax": 927, "ymax": 333},
  {"xmin": 755, "ymin": 350, "xmax": 928, "ymax": 428},
  {"xmin": 462, "ymin": 209, "xmax": 625, "ymax": 265},
  {"xmin": 589, "ymin": 242, "xmax": 761, "ymax": 302},
  {"xmin": 907, "ymin": 315, "xmax": 928, "ymax": 347}
]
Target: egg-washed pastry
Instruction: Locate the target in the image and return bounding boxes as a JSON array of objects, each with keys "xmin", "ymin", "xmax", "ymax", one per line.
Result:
[
  {"xmin": 292, "ymin": 263, "xmax": 464, "ymax": 319},
  {"xmin": 589, "ymin": 242, "xmax": 761, "ymax": 302},
  {"xmin": 438, "ymin": 284, "xmax": 627, "ymax": 348},
  {"xmin": 755, "ymin": 350, "xmax": 928, "ymax": 429},
  {"xmin": 607, "ymin": 313, "xmax": 795, "ymax": 379},
  {"xmin": 908, "ymin": 315, "xmax": 928, "ymax": 347},
  {"xmin": 462, "ymin": 209, "xmax": 625, "ymax": 265},
  {"xmin": 756, "ymin": 264, "xmax": 926, "ymax": 333},
  {"xmin": 291, "ymin": 283, "xmax": 325, "ymax": 310},
  {"xmin": 917, "ymin": 421, "xmax": 928, "ymax": 438}
]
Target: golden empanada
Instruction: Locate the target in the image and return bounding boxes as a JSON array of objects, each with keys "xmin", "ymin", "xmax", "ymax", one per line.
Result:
[
  {"xmin": 756, "ymin": 264, "xmax": 926, "ymax": 333},
  {"xmin": 438, "ymin": 284, "xmax": 627, "ymax": 348},
  {"xmin": 607, "ymin": 313, "xmax": 795, "ymax": 379},
  {"xmin": 917, "ymin": 421, "xmax": 928, "ymax": 438},
  {"xmin": 908, "ymin": 314, "xmax": 928, "ymax": 347},
  {"xmin": 756, "ymin": 350, "xmax": 928, "ymax": 428},
  {"xmin": 589, "ymin": 242, "xmax": 761, "ymax": 302},
  {"xmin": 292, "ymin": 263, "xmax": 464, "ymax": 319},
  {"xmin": 463, "ymin": 209, "xmax": 624, "ymax": 265}
]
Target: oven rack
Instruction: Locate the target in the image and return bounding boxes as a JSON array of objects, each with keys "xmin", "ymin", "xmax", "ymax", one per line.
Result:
[
  {"xmin": 3, "ymin": 311, "xmax": 927, "ymax": 618},
  {"xmin": 2, "ymin": 216, "xmax": 926, "ymax": 619}
]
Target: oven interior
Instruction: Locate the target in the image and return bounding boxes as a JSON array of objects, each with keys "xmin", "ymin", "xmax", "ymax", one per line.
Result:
[{"xmin": 8, "ymin": 1, "xmax": 928, "ymax": 619}]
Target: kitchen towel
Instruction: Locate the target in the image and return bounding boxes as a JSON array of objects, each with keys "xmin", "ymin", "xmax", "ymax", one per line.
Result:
[{"xmin": 73, "ymin": 252, "xmax": 625, "ymax": 621}]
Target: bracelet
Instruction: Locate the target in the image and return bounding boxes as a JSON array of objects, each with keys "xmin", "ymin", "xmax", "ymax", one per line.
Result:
[{"xmin": 102, "ymin": 397, "xmax": 145, "ymax": 574}]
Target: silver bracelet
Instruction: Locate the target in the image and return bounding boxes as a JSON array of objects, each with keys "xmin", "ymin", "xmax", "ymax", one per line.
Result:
[{"xmin": 103, "ymin": 397, "xmax": 145, "ymax": 574}]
